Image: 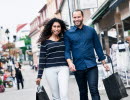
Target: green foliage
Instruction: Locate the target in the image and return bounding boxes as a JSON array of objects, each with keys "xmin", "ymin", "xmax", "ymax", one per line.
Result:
[
  {"xmin": 21, "ymin": 47, "xmax": 27, "ymax": 54},
  {"xmin": 20, "ymin": 35, "xmax": 31, "ymax": 45},
  {"xmin": 90, "ymin": 24, "xmax": 94, "ymax": 28},
  {"xmin": 128, "ymin": 30, "xmax": 130, "ymax": 36},
  {"xmin": 0, "ymin": 79, "xmax": 2, "ymax": 85}
]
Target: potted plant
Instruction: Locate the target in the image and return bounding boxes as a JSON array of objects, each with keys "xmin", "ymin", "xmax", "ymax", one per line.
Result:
[{"xmin": 0, "ymin": 79, "xmax": 2, "ymax": 85}]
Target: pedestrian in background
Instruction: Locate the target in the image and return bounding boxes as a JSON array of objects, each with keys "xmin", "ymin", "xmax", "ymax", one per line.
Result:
[
  {"xmin": 15, "ymin": 62, "xmax": 24, "ymax": 90},
  {"xmin": 3, "ymin": 70, "xmax": 13, "ymax": 88},
  {"xmin": 36, "ymin": 18, "xmax": 69, "ymax": 100},
  {"xmin": 64, "ymin": 9, "xmax": 110, "ymax": 100}
]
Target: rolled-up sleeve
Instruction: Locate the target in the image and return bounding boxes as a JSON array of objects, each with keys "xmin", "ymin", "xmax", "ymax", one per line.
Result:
[
  {"xmin": 37, "ymin": 42, "xmax": 47, "ymax": 78},
  {"xmin": 93, "ymin": 29, "xmax": 105, "ymax": 61},
  {"xmin": 64, "ymin": 32, "xmax": 72, "ymax": 60}
]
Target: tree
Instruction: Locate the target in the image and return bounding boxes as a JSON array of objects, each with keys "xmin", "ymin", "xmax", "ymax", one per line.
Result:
[{"xmin": 128, "ymin": 30, "xmax": 130, "ymax": 36}]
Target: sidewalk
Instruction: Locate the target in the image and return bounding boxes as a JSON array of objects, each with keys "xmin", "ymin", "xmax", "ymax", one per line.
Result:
[
  {"xmin": 67, "ymin": 76, "xmax": 130, "ymax": 100},
  {"xmin": 40, "ymin": 70, "xmax": 130, "ymax": 100},
  {"xmin": 0, "ymin": 65, "xmax": 129, "ymax": 100}
]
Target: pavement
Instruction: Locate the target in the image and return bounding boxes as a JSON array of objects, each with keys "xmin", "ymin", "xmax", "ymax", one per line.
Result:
[{"xmin": 0, "ymin": 65, "xmax": 130, "ymax": 100}]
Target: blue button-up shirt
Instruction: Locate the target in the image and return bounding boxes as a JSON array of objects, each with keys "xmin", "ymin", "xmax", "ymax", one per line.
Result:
[{"xmin": 64, "ymin": 25, "xmax": 105, "ymax": 70}]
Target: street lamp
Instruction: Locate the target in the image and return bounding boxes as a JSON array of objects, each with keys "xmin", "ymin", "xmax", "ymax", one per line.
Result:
[
  {"xmin": 13, "ymin": 35, "xmax": 16, "ymax": 62},
  {"xmin": 13, "ymin": 35, "xmax": 16, "ymax": 42},
  {"xmin": 0, "ymin": 27, "xmax": 3, "ymax": 59},
  {"xmin": 5, "ymin": 29, "xmax": 10, "ymax": 58},
  {"xmin": 5, "ymin": 29, "xmax": 10, "ymax": 42},
  {"xmin": 5, "ymin": 29, "xmax": 13, "ymax": 76}
]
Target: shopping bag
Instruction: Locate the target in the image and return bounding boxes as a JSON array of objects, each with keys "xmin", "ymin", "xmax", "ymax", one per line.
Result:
[
  {"xmin": 103, "ymin": 72, "xmax": 128, "ymax": 100},
  {"xmin": 36, "ymin": 85, "xmax": 50, "ymax": 100},
  {"xmin": 0, "ymin": 85, "xmax": 5, "ymax": 93},
  {"xmin": 103, "ymin": 55, "xmax": 128, "ymax": 100}
]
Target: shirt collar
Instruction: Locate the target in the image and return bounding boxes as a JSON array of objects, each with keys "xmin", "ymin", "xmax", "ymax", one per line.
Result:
[{"xmin": 73, "ymin": 25, "xmax": 85, "ymax": 31}]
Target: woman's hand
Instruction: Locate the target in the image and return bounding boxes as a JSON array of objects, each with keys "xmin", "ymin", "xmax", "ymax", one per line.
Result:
[
  {"xmin": 67, "ymin": 59, "xmax": 76, "ymax": 72},
  {"xmin": 68, "ymin": 62, "xmax": 76, "ymax": 72},
  {"xmin": 36, "ymin": 78, "xmax": 41, "ymax": 85}
]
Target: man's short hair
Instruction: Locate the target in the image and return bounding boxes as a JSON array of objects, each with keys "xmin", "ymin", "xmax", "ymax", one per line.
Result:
[{"xmin": 72, "ymin": 9, "xmax": 84, "ymax": 16}]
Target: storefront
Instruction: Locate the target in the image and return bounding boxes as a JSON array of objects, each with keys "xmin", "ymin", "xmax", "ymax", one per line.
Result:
[
  {"xmin": 91, "ymin": 0, "xmax": 130, "ymax": 87},
  {"xmin": 92, "ymin": 0, "xmax": 130, "ymax": 53}
]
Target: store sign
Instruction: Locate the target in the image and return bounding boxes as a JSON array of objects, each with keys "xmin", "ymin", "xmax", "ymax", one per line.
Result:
[
  {"xmin": 79, "ymin": 0, "xmax": 98, "ymax": 9},
  {"xmin": 15, "ymin": 40, "xmax": 25, "ymax": 48}
]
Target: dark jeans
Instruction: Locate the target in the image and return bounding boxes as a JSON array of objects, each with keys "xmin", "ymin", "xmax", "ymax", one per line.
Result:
[
  {"xmin": 74, "ymin": 66, "xmax": 100, "ymax": 100},
  {"xmin": 16, "ymin": 77, "xmax": 24, "ymax": 90}
]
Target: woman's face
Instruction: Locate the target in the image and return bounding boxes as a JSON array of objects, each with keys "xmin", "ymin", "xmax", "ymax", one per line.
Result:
[
  {"xmin": 51, "ymin": 22, "xmax": 61, "ymax": 35},
  {"xmin": 15, "ymin": 62, "xmax": 19, "ymax": 67}
]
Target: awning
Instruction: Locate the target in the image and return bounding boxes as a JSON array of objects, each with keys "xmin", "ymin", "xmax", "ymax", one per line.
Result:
[
  {"xmin": 92, "ymin": 6, "xmax": 109, "ymax": 23},
  {"xmin": 91, "ymin": 0, "xmax": 113, "ymax": 23},
  {"xmin": 109, "ymin": 0, "xmax": 127, "ymax": 11},
  {"xmin": 91, "ymin": 0, "xmax": 127, "ymax": 24}
]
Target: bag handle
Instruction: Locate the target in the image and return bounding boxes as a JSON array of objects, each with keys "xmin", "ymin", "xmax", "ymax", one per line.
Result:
[
  {"xmin": 37, "ymin": 85, "xmax": 42, "ymax": 93},
  {"xmin": 105, "ymin": 54, "xmax": 114, "ymax": 73}
]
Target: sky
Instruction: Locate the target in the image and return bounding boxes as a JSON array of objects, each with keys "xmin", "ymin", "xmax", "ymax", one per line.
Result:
[{"xmin": 0, "ymin": 0, "xmax": 46, "ymax": 34}]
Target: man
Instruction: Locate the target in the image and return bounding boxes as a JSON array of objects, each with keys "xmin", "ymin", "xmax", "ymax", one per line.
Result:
[{"xmin": 64, "ymin": 9, "xmax": 109, "ymax": 100}]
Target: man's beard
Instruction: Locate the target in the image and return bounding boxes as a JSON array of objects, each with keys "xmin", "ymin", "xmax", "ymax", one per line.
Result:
[{"xmin": 74, "ymin": 20, "xmax": 83, "ymax": 27}]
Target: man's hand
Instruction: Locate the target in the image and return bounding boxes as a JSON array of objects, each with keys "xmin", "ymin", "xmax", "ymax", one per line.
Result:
[
  {"xmin": 101, "ymin": 60, "xmax": 110, "ymax": 71},
  {"xmin": 103, "ymin": 64, "xmax": 110, "ymax": 71},
  {"xmin": 36, "ymin": 78, "xmax": 41, "ymax": 85}
]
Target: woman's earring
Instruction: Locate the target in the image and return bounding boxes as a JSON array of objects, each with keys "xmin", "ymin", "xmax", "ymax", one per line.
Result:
[{"xmin": 51, "ymin": 30, "xmax": 53, "ymax": 33}]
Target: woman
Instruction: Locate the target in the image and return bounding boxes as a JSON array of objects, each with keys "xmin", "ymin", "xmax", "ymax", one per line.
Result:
[
  {"xmin": 15, "ymin": 62, "xmax": 24, "ymax": 90},
  {"xmin": 36, "ymin": 18, "xmax": 69, "ymax": 100}
]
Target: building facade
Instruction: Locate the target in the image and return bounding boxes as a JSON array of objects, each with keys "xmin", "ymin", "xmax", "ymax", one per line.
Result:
[
  {"xmin": 91, "ymin": 0, "xmax": 130, "ymax": 55},
  {"xmin": 29, "ymin": 0, "xmax": 64, "ymax": 65}
]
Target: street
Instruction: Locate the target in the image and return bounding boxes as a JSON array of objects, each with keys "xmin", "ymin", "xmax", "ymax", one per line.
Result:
[
  {"xmin": 0, "ymin": 65, "xmax": 130, "ymax": 100},
  {"xmin": 0, "ymin": 0, "xmax": 130, "ymax": 100}
]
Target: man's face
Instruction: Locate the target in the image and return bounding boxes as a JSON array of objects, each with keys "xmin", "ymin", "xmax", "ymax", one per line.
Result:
[{"xmin": 72, "ymin": 11, "xmax": 84, "ymax": 27}]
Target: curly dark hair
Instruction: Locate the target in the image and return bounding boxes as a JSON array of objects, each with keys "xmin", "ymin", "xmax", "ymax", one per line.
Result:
[{"xmin": 38, "ymin": 18, "xmax": 68, "ymax": 43}]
